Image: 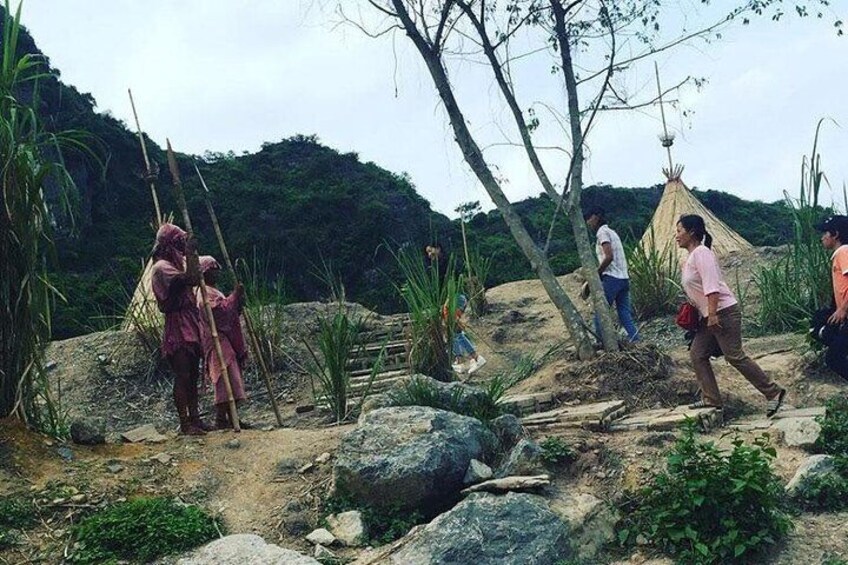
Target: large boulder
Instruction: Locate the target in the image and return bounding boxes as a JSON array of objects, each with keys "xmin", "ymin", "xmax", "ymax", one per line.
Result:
[
  {"xmin": 772, "ymin": 417, "xmax": 822, "ymax": 448},
  {"xmin": 549, "ymin": 491, "xmax": 619, "ymax": 561},
  {"xmin": 175, "ymin": 534, "xmax": 319, "ymax": 564},
  {"xmin": 496, "ymin": 438, "xmax": 544, "ymax": 478},
  {"xmin": 333, "ymin": 406, "xmax": 496, "ymax": 511},
  {"xmin": 786, "ymin": 454, "xmax": 837, "ymax": 495},
  {"xmin": 70, "ymin": 419, "xmax": 106, "ymax": 446},
  {"xmin": 390, "ymin": 492, "xmax": 572, "ymax": 564},
  {"xmin": 384, "ymin": 375, "xmax": 494, "ymax": 417}
]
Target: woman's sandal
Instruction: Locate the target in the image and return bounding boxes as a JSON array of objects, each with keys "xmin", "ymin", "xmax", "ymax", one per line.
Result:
[{"xmin": 689, "ymin": 400, "xmax": 722, "ymax": 410}]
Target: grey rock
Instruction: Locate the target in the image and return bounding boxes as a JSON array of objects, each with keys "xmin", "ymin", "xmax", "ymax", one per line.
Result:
[
  {"xmin": 176, "ymin": 534, "xmax": 319, "ymax": 564},
  {"xmin": 326, "ymin": 510, "xmax": 367, "ymax": 547},
  {"xmin": 70, "ymin": 419, "xmax": 105, "ymax": 446},
  {"xmin": 333, "ymin": 406, "xmax": 496, "ymax": 511},
  {"xmin": 306, "ymin": 528, "xmax": 336, "ymax": 546},
  {"xmin": 313, "ymin": 544, "xmax": 336, "ymax": 560},
  {"xmin": 772, "ymin": 417, "xmax": 822, "ymax": 448},
  {"xmin": 549, "ymin": 491, "xmax": 619, "ymax": 561},
  {"xmin": 226, "ymin": 439, "xmax": 241, "ymax": 449},
  {"xmin": 107, "ymin": 463, "xmax": 124, "ymax": 474},
  {"xmin": 786, "ymin": 454, "xmax": 837, "ymax": 495},
  {"xmin": 276, "ymin": 458, "xmax": 300, "ymax": 475},
  {"xmin": 282, "ymin": 513, "xmax": 311, "ymax": 537},
  {"xmin": 490, "ymin": 414, "xmax": 524, "ymax": 449},
  {"xmin": 463, "ymin": 459, "xmax": 494, "ymax": 485},
  {"xmin": 56, "ymin": 446, "xmax": 74, "ymax": 462},
  {"xmin": 390, "ymin": 492, "xmax": 572, "ymax": 565},
  {"xmin": 496, "ymin": 438, "xmax": 544, "ymax": 478}
]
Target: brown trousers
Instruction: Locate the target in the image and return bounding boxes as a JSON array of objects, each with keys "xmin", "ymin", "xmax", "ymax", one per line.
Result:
[{"xmin": 690, "ymin": 304, "xmax": 781, "ymax": 407}]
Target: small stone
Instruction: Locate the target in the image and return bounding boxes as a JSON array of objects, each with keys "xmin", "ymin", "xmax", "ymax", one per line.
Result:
[
  {"xmin": 44, "ymin": 360, "xmax": 57, "ymax": 371},
  {"xmin": 636, "ymin": 534, "xmax": 648, "ymax": 545},
  {"xmin": 226, "ymin": 439, "xmax": 241, "ymax": 449},
  {"xmin": 97, "ymin": 354, "xmax": 108, "ymax": 363},
  {"xmin": 314, "ymin": 544, "xmax": 336, "ymax": 560},
  {"xmin": 107, "ymin": 464, "xmax": 124, "ymax": 474},
  {"xmin": 298, "ymin": 463, "xmax": 315, "ymax": 474},
  {"xmin": 326, "ymin": 510, "xmax": 368, "ymax": 547},
  {"xmin": 70, "ymin": 494, "xmax": 87, "ymax": 504},
  {"xmin": 315, "ymin": 452, "xmax": 331, "ymax": 465},
  {"xmin": 150, "ymin": 452, "xmax": 172, "ymax": 464},
  {"xmin": 276, "ymin": 458, "xmax": 299, "ymax": 475},
  {"xmin": 596, "ymin": 471, "xmax": 607, "ymax": 479},
  {"xmin": 52, "ymin": 498, "xmax": 66, "ymax": 505},
  {"xmin": 296, "ymin": 404, "xmax": 315, "ymax": 414},
  {"xmin": 56, "ymin": 447, "xmax": 74, "ymax": 461},
  {"xmin": 286, "ymin": 396, "xmax": 296, "ymax": 404},
  {"xmin": 463, "ymin": 459, "xmax": 494, "ymax": 485},
  {"xmin": 305, "ymin": 528, "xmax": 336, "ymax": 546},
  {"xmin": 261, "ymin": 425, "xmax": 275, "ymax": 432}
]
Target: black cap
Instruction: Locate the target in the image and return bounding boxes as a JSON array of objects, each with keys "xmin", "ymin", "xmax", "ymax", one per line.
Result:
[
  {"xmin": 816, "ymin": 215, "xmax": 848, "ymax": 235},
  {"xmin": 583, "ymin": 206, "xmax": 605, "ymax": 220}
]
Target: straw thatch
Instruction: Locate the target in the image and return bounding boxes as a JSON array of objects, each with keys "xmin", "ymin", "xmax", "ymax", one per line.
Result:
[
  {"xmin": 640, "ymin": 165, "xmax": 752, "ymax": 263},
  {"xmin": 122, "ymin": 258, "xmax": 163, "ymax": 333}
]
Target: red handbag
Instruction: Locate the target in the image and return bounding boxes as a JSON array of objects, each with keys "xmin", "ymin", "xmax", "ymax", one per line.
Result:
[{"xmin": 676, "ymin": 302, "xmax": 701, "ymax": 331}]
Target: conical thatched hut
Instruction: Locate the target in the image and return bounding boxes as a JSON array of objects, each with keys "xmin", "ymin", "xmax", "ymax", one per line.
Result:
[{"xmin": 640, "ymin": 165, "xmax": 752, "ymax": 264}]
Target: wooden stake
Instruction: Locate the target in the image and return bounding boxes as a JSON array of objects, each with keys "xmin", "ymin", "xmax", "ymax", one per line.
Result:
[
  {"xmin": 166, "ymin": 139, "xmax": 240, "ymax": 432},
  {"xmin": 194, "ymin": 163, "xmax": 284, "ymax": 426},
  {"xmin": 128, "ymin": 89, "xmax": 163, "ymax": 227}
]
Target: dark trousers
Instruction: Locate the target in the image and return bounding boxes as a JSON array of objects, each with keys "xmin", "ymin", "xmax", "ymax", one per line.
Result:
[{"xmin": 825, "ymin": 333, "xmax": 848, "ymax": 381}]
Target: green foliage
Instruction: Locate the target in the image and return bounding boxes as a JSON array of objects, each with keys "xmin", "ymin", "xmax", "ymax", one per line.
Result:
[
  {"xmin": 813, "ymin": 396, "xmax": 848, "ymax": 457},
  {"xmin": 539, "ymin": 436, "xmax": 576, "ymax": 466},
  {"xmin": 822, "ymin": 557, "xmax": 848, "ymax": 565},
  {"xmin": 322, "ymin": 495, "xmax": 424, "ymax": 546},
  {"xmin": 626, "ymin": 234, "xmax": 680, "ymax": 320},
  {"xmin": 0, "ymin": 492, "xmax": 37, "ymax": 548},
  {"xmin": 754, "ymin": 120, "xmax": 834, "ymax": 334},
  {"xmin": 239, "ymin": 254, "xmax": 291, "ymax": 372},
  {"xmin": 619, "ymin": 424, "xmax": 791, "ymax": 564},
  {"xmin": 70, "ymin": 497, "xmax": 219, "ymax": 564},
  {"xmin": 0, "ymin": 0, "xmax": 84, "ymax": 432},
  {"xmin": 794, "ymin": 456, "xmax": 848, "ymax": 512},
  {"xmin": 386, "ymin": 374, "xmax": 506, "ymax": 424},
  {"xmin": 395, "ymin": 249, "xmax": 458, "ymax": 381},
  {"xmin": 305, "ymin": 301, "xmax": 384, "ymax": 423}
]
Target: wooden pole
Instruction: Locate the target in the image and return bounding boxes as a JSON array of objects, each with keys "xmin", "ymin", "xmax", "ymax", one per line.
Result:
[
  {"xmin": 194, "ymin": 164, "xmax": 284, "ymax": 426},
  {"xmin": 166, "ymin": 140, "xmax": 240, "ymax": 432},
  {"xmin": 128, "ymin": 89, "xmax": 163, "ymax": 227},
  {"xmin": 654, "ymin": 62, "xmax": 675, "ymax": 173}
]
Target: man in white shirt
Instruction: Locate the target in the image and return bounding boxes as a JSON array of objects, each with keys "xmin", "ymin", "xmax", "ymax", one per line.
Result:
[{"xmin": 584, "ymin": 206, "xmax": 640, "ymax": 342}]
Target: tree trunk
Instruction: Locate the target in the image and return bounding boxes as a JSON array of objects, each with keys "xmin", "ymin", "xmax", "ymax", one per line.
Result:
[
  {"xmin": 551, "ymin": 0, "xmax": 619, "ymax": 352},
  {"xmin": 391, "ymin": 0, "xmax": 594, "ymax": 360}
]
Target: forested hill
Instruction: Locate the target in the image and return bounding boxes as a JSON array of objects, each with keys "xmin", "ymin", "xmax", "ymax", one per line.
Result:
[{"xmin": 7, "ymin": 15, "xmax": 795, "ymax": 338}]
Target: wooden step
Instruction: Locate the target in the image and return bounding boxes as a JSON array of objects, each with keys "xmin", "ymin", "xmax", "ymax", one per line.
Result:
[
  {"xmin": 315, "ymin": 374, "xmax": 411, "ymax": 403},
  {"xmin": 522, "ymin": 400, "xmax": 627, "ymax": 432}
]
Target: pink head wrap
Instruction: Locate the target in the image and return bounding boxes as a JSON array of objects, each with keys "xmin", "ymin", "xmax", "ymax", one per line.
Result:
[
  {"xmin": 199, "ymin": 255, "xmax": 221, "ymax": 274},
  {"xmin": 152, "ymin": 223, "xmax": 187, "ymax": 266}
]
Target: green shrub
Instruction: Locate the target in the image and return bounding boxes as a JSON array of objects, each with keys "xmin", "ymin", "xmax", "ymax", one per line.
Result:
[
  {"xmin": 539, "ymin": 436, "xmax": 576, "ymax": 466},
  {"xmin": 70, "ymin": 497, "xmax": 219, "ymax": 564},
  {"xmin": 0, "ymin": 494, "xmax": 37, "ymax": 530},
  {"xmin": 813, "ymin": 396, "xmax": 848, "ymax": 457},
  {"xmin": 619, "ymin": 424, "xmax": 791, "ymax": 564},
  {"xmin": 794, "ymin": 456, "xmax": 848, "ymax": 511}
]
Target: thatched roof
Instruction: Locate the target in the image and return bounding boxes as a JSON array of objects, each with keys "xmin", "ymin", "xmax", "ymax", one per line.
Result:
[
  {"xmin": 640, "ymin": 165, "xmax": 752, "ymax": 263},
  {"xmin": 122, "ymin": 258, "xmax": 162, "ymax": 332}
]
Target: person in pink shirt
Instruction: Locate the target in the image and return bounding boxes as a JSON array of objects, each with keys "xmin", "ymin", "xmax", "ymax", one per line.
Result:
[
  {"xmin": 677, "ymin": 214, "xmax": 786, "ymax": 417},
  {"xmin": 197, "ymin": 256, "xmax": 249, "ymax": 429},
  {"xmin": 150, "ymin": 223, "xmax": 207, "ymax": 435}
]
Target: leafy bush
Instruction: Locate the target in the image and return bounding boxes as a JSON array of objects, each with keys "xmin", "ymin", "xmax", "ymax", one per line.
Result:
[
  {"xmin": 539, "ymin": 436, "xmax": 576, "ymax": 466},
  {"xmin": 70, "ymin": 497, "xmax": 219, "ymax": 564},
  {"xmin": 626, "ymin": 233, "xmax": 681, "ymax": 320},
  {"xmin": 0, "ymin": 493, "xmax": 37, "ymax": 549},
  {"xmin": 794, "ymin": 456, "xmax": 848, "ymax": 511},
  {"xmin": 322, "ymin": 495, "xmax": 423, "ymax": 545},
  {"xmin": 813, "ymin": 396, "xmax": 848, "ymax": 457},
  {"xmin": 619, "ymin": 424, "xmax": 791, "ymax": 564}
]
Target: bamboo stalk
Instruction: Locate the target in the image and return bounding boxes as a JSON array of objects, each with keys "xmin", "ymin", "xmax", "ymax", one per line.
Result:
[
  {"xmin": 128, "ymin": 89, "xmax": 163, "ymax": 227},
  {"xmin": 166, "ymin": 139, "xmax": 240, "ymax": 432},
  {"xmin": 194, "ymin": 163, "xmax": 284, "ymax": 426}
]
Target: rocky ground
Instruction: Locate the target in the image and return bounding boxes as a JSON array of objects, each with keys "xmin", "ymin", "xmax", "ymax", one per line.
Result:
[{"xmin": 2, "ymin": 249, "xmax": 848, "ymax": 564}]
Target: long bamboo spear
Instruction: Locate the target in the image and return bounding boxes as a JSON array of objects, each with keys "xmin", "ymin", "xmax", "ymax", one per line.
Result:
[
  {"xmin": 128, "ymin": 89, "xmax": 163, "ymax": 227},
  {"xmin": 194, "ymin": 164, "xmax": 283, "ymax": 426},
  {"xmin": 165, "ymin": 139, "xmax": 241, "ymax": 432}
]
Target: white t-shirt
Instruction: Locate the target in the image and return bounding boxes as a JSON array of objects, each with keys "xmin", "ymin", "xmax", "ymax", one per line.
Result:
[{"xmin": 596, "ymin": 224, "xmax": 629, "ymax": 279}]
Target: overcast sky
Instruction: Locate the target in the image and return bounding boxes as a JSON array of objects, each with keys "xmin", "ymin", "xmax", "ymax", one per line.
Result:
[{"xmin": 15, "ymin": 1, "xmax": 848, "ymax": 217}]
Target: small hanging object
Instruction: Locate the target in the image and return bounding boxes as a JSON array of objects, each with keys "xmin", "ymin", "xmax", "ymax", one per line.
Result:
[{"xmin": 659, "ymin": 132, "xmax": 675, "ymax": 148}]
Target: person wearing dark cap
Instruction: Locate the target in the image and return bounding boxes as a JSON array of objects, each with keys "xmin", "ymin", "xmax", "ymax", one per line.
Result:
[
  {"xmin": 816, "ymin": 215, "xmax": 848, "ymax": 381},
  {"xmin": 584, "ymin": 206, "xmax": 640, "ymax": 342}
]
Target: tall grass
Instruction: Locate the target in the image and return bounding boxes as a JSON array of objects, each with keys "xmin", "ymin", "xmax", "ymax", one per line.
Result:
[
  {"xmin": 304, "ymin": 301, "xmax": 384, "ymax": 423},
  {"xmin": 464, "ymin": 250, "xmax": 490, "ymax": 317},
  {"xmin": 394, "ymin": 249, "xmax": 459, "ymax": 382},
  {"xmin": 0, "ymin": 2, "xmax": 85, "ymax": 432},
  {"xmin": 754, "ymin": 121, "xmax": 834, "ymax": 334},
  {"xmin": 627, "ymin": 232, "xmax": 681, "ymax": 320},
  {"xmin": 238, "ymin": 254, "xmax": 290, "ymax": 372}
]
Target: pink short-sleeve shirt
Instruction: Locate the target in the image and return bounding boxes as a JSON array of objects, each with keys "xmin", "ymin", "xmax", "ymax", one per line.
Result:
[{"xmin": 681, "ymin": 245, "xmax": 737, "ymax": 317}]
